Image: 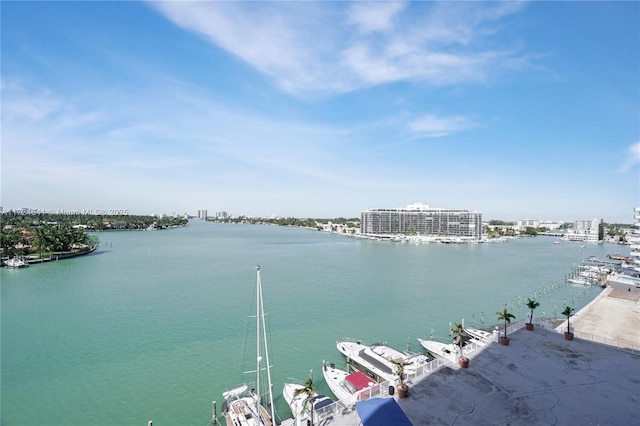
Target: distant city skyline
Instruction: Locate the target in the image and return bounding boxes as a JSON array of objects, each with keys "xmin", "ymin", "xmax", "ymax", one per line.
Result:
[
  {"xmin": 2, "ymin": 205, "xmax": 637, "ymax": 226},
  {"xmin": 2, "ymin": 1, "xmax": 638, "ymax": 223}
]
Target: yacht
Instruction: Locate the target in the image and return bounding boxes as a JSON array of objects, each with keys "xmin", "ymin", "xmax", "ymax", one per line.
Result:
[
  {"xmin": 417, "ymin": 339, "xmax": 460, "ymax": 363},
  {"xmin": 463, "ymin": 327, "xmax": 494, "ymax": 345},
  {"xmin": 568, "ymin": 277, "xmax": 591, "ymax": 286},
  {"xmin": 322, "ymin": 362, "xmax": 379, "ymax": 406},
  {"xmin": 335, "ymin": 340, "xmax": 431, "ymax": 383},
  {"xmin": 4, "ymin": 256, "xmax": 28, "ymax": 268}
]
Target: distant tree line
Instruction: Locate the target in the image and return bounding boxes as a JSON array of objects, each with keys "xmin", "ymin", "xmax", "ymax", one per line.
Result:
[
  {"xmin": 487, "ymin": 220, "xmax": 515, "ymax": 226},
  {"xmin": 208, "ymin": 216, "xmax": 360, "ymax": 230},
  {"xmin": 1, "ymin": 212, "xmax": 187, "ymax": 231}
]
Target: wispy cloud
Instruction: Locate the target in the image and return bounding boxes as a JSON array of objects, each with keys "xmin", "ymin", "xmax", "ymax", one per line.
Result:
[
  {"xmin": 347, "ymin": 1, "xmax": 406, "ymax": 34},
  {"xmin": 618, "ymin": 142, "xmax": 640, "ymax": 172},
  {"xmin": 148, "ymin": 1, "xmax": 529, "ymax": 95},
  {"xmin": 2, "ymin": 75, "xmax": 384, "ymax": 200},
  {"xmin": 408, "ymin": 114, "xmax": 476, "ymax": 138}
]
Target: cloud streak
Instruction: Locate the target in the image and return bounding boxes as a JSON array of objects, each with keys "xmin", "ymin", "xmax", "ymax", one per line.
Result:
[
  {"xmin": 408, "ymin": 114, "xmax": 476, "ymax": 138},
  {"xmin": 149, "ymin": 1, "xmax": 530, "ymax": 95},
  {"xmin": 618, "ymin": 142, "xmax": 640, "ymax": 172}
]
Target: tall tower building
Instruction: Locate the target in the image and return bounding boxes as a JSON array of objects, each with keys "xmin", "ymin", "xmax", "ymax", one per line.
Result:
[{"xmin": 629, "ymin": 207, "xmax": 640, "ymax": 273}]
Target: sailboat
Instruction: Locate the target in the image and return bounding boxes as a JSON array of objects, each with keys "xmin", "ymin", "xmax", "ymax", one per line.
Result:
[{"xmin": 222, "ymin": 265, "xmax": 276, "ymax": 426}]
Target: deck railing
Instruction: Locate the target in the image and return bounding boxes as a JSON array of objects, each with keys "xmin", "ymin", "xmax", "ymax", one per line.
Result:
[
  {"xmin": 502, "ymin": 318, "xmax": 639, "ymax": 354},
  {"xmin": 571, "ymin": 330, "xmax": 639, "ymax": 354},
  {"xmin": 304, "ymin": 356, "xmax": 452, "ymax": 424}
]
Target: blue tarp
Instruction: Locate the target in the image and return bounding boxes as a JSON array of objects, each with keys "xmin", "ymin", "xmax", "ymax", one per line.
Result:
[{"xmin": 356, "ymin": 398, "xmax": 413, "ymax": 426}]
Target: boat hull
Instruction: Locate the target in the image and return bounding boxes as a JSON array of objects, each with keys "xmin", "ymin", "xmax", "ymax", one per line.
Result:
[{"xmin": 417, "ymin": 339, "xmax": 459, "ymax": 363}]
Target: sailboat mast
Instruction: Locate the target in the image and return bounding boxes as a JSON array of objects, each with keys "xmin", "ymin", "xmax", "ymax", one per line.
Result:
[
  {"xmin": 259, "ymin": 267, "xmax": 276, "ymax": 422},
  {"xmin": 255, "ymin": 266, "xmax": 262, "ymax": 420}
]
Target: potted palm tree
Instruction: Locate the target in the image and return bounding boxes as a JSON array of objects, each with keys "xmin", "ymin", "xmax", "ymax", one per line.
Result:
[
  {"xmin": 293, "ymin": 375, "xmax": 317, "ymax": 425},
  {"xmin": 562, "ymin": 306, "xmax": 575, "ymax": 340},
  {"xmin": 496, "ymin": 307, "xmax": 516, "ymax": 345},
  {"xmin": 525, "ymin": 298, "xmax": 540, "ymax": 331},
  {"xmin": 450, "ymin": 322, "xmax": 469, "ymax": 368},
  {"xmin": 390, "ymin": 359, "xmax": 410, "ymax": 398}
]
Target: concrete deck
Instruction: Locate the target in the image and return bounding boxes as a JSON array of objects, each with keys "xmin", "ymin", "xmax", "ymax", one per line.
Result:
[
  {"xmin": 567, "ymin": 287, "xmax": 640, "ymax": 349},
  {"xmin": 397, "ymin": 326, "xmax": 639, "ymax": 425}
]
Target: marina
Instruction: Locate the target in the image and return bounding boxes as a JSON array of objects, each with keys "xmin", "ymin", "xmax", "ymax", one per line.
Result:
[{"xmin": 0, "ymin": 220, "xmax": 624, "ymax": 425}]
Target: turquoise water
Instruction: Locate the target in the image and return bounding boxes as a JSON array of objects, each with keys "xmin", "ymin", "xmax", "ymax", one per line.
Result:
[{"xmin": 1, "ymin": 221, "xmax": 622, "ymax": 425}]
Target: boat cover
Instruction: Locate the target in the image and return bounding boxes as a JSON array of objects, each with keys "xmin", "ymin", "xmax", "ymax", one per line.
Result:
[
  {"xmin": 346, "ymin": 371, "xmax": 376, "ymax": 390},
  {"xmin": 359, "ymin": 349, "xmax": 394, "ymax": 375},
  {"xmin": 355, "ymin": 397, "xmax": 413, "ymax": 426}
]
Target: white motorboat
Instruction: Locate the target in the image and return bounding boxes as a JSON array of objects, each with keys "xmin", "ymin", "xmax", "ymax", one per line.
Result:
[
  {"xmin": 568, "ymin": 277, "xmax": 591, "ymax": 286},
  {"xmin": 417, "ymin": 339, "xmax": 460, "ymax": 363},
  {"xmin": 4, "ymin": 256, "xmax": 28, "ymax": 268},
  {"xmin": 463, "ymin": 327, "xmax": 494, "ymax": 345},
  {"xmin": 282, "ymin": 381, "xmax": 335, "ymax": 425},
  {"xmin": 222, "ymin": 266, "xmax": 275, "ymax": 426},
  {"xmin": 322, "ymin": 362, "xmax": 379, "ymax": 406},
  {"xmin": 335, "ymin": 341, "xmax": 431, "ymax": 383}
]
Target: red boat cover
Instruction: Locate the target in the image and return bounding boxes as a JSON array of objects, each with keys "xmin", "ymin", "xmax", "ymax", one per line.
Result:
[{"xmin": 346, "ymin": 371, "xmax": 376, "ymax": 390}]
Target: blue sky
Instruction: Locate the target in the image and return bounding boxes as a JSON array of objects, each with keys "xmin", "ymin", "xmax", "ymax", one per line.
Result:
[{"xmin": 2, "ymin": 1, "xmax": 638, "ymax": 222}]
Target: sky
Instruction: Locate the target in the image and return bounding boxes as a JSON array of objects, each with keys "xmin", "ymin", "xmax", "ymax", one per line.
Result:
[{"xmin": 1, "ymin": 1, "xmax": 639, "ymax": 223}]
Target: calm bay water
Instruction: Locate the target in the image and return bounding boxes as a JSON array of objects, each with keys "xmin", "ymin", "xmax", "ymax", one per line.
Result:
[{"xmin": 1, "ymin": 221, "xmax": 623, "ymax": 425}]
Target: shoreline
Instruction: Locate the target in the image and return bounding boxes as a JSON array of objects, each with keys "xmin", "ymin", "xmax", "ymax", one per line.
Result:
[{"xmin": 1, "ymin": 246, "xmax": 98, "ymax": 268}]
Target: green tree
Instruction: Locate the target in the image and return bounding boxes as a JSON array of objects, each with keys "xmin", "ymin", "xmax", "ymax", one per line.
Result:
[
  {"xmin": 526, "ymin": 298, "xmax": 540, "ymax": 324},
  {"xmin": 0, "ymin": 227, "xmax": 23, "ymax": 257},
  {"xmin": 562, "ymin": 306, "xmax": 575, "ymax": 334},
  {"xmin": 496, "ymin": 307, "xmax": 516, "ymax": 339},
  {"xmin": 450, "ymin": 322, "xmax": 466, "ymax": 360},
  {"xmin": 31, "ymin": 226, "xmax": 51, "ymax": 257},
  {"xmin": 390, "ymin": 358, "xmax": 411, "ymax": 389},
  {"xmin": 293, "ymin": 375, "xmax": 317, "ymax": 426},
  {"xmin": 598, "ymin": 220, "xmax": 604, "ymax": 241}
]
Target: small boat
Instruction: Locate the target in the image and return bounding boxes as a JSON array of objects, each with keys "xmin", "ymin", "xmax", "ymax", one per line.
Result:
[
  {"xmin": 282, "ymin": 380, "xmax": 335, "ymax": 425},
  {"xmin": 222, "ymin": 266, "xmax": 275, "ymax": 426},
  {"xmin": 463, "ymin": 327, "xmax": 494, "ymax": 345},
  {"xmin": 608, "ymin": 253, "xmax": 630, "ymax": 261},
  {"xmin": 4, "ymin": 256, "xmax": 29, "ymax": 268},
  {"xmin": 336, "ymin": 340, "xmax": 431, "ymax": 383},
  {"xmin": 417, "ymin": 339, "xmax": 459, "ymax": 363},
  {"xmin": 322, "ymin": 362, "xmax": 379, "ymax": 406},
  {"xmin": 568, "ymin": 277, "xmax": 591, "ymax": 286}
]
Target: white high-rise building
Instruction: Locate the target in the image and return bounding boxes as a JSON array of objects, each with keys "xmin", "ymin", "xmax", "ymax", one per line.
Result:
[
  {"xmin": 563, "ymin": 218, "xmax": 600, "ymax": 243},
  {"xmin": 628, "ymin": 207, "xmax": 640, "ymax": 273},
  {"xmin": 516, "ymin": 219, "xmax": 540, "ymax": 230},
  {"xmin": 361, "ymin": 203, "xmax": 482, "ymax": 240},
  {"xmin": 606, "ymin": 207, "xmax": 640, "ymax": 292}
]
